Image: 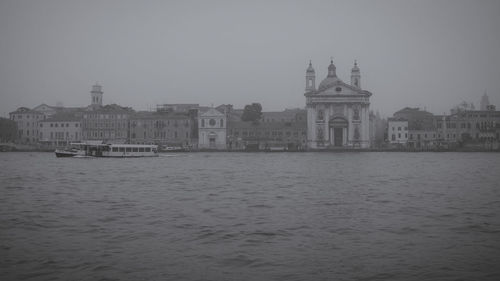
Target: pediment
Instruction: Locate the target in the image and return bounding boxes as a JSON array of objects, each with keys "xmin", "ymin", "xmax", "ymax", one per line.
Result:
[
  {"xmin": 200, "ymin": 108, "xmax": 224, "ymax": 117},
  {"xmin": 314, "ymin": 81, "xmax": 371, "ymax": 97}
]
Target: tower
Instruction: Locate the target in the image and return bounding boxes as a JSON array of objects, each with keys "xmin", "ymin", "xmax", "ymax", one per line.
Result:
[
  {"xmin": 91, "ymin": 83, "xmax": 103, "ymax": 107},
  {"xmin": 480, "ymin": 91, "xmax": 490, "ymax": 110},
  {"xmin": 305, "ymin": 61, "xmax": 316, "ymax": 92},
  {"xmin": 351, "ymin": 60, "xmax": 361, "ymax": 88}
]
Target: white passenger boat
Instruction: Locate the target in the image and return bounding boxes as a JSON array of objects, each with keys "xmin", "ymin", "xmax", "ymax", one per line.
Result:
[{"xmin": 55, "ymin": 142, "xmax": 158, "ymax": 158}]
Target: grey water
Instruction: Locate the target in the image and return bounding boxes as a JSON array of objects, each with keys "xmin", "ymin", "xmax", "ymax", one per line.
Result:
[{"xmin": 1, "ymin": 152, "xmax": 499, "ymax": 281}]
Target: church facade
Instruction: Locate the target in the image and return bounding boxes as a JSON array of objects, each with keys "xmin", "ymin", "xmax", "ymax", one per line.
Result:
[{"xmin": 304, "ymin": 59, "xmax": 372, "ymax": 149}]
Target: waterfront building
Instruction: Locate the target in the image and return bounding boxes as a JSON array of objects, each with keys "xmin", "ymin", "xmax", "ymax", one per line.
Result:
[
  {"xmin": 387, "ymin": 117, "xmax": 409, "ymax": 146},
  {"xmin": 393, "ymin": 107, "xmax": 435, "ymax": 131},
  {"xmin": 198, "ymin": 108, "xmax": 227, "ymax": 149},
  {"xmin": 408, "ymin": 129, "xmax": 438, "ymax": 149},
  {"xmin": 227, "ymin": 109, "xmax": 307, "ymax": 150},
  {"xmin": 388, "ymin": 107, "xmax": 437, "ymax": 149},
  {"xmin": 129, "ymin": 111, "xmax": 194, "ymax": 147},
  {"xmin": 304, "ymin": 59, "xmax": 372, "ymax": 149},
  {"xmin": 80, "ymin": 84, "xmax": 134, "ymax": 143},
  {"xmin": 435, "ymin": 108, "xmax": 500, "ymax": 144},
  {"xmin": 81, "ymin": 104, "xmax": 133, "ymax": 143},
  {"xmin": 9, "ymin": 107, "xmax": 45, "ymax": 144},
  {"xmin": 0, "ymin": 117, "xmax": 17, "ymax": 143},
  {"xmin": 38, "ymin": 113, "xmax": 82, "ymax": 147}
]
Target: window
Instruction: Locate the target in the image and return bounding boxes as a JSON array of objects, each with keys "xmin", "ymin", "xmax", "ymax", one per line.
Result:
[
  {"xmin": 145, "ymin": 147, "xmax": 151, "ymax": 152},
  {"xmin": 405, "ymin": 133, "xmax": 407, "ymax": 138},
  {"xmin": 112, "ymin": 147, "xmax": 118, "ymax": 152},
  {"xmin": 391, "ymin": 134, "xmax": 395, "ymax": 141},
  {"xmin": 220, "ymin": 119, "xmax": 224, "ymax": 127},
  {"xmin": 398, "ymin": 133, "xmax": 401, "ymax": 138},
  {"xmin": 139, "ymin": 147, "xmax": 145, "ymax": 152},
  {"xmin": 398, "ymin": 127, "xmax": 401, "ymax": 131},
  {"xmin": 126, "ymin": 147, "xmax": 132, "ymax": 152},
  {"xmin": 201, "ymin": 119, "xmax": 205, "ymax": 127},
  {"xmin": 133, "ymin": 147, "xmax": 138, "ymax": 152},
  {"xmin": 119, "ymin": 147, "xmax": 125, "ymax": 152}
]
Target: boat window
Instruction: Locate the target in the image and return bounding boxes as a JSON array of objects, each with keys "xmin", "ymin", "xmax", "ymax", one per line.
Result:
[
  {"xmin": 145, "ymin": 147, "xmax": 151, "ymax": 152},
  {"xmin": 139, "ymin": 147, "xmax": 145, "ymax": 152},
  {"xmin": 126, "ymin": 147, "xmax": 132, "ymax": 152},
  {"xmin": 112, "ymin": 147, "xmax": 118, "ymax": 152},
  {"xmin": 133, "ymin": 147, "xmax": 138, "ymax": 152},
  {"xmin": 119, "ymin": 147, "xmax": 125, "ymax": 152}
]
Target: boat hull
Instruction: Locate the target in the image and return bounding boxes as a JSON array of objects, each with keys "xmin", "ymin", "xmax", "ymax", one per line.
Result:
[{"xmin": 55, "ymin": 151, "xmax": 78, "ymax": 157}]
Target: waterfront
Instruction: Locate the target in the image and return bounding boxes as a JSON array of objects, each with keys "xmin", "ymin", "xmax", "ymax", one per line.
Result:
[{"xmin": 1, "ymin": 152, "xmax": 500, "ymax": 280}]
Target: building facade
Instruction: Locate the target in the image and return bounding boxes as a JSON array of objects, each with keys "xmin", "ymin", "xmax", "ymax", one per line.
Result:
[
  {"xmin": 304, "ymin": 60, "xmax": 372, "ymax": 149},
  {"xmin": 0, "ymin": 117, "xmax": 17, "ymax": 143},
  {"xmin": 387, "ymin": 118, "xmax": 409, "ymax": 145},
  {"xmin": 227, "ymin": 109, "xmax": 307, "ymax": 150},
  {"xmin": 198, "ymin": 108, "xmax": 226, "ymax": 149},
  {"xmin": 129, "ymin": 111, "xmax": 194, "ymax": 147},
  {"xmin": 81, "ymin": 105, "xmax": 132, "ymax": 143},
  {"xmin": 38, "ymin": 114, "xmax": 82, "ymax": 147},
  {"xmin": 9, "ymin": 107, "xmax": 45, "ymax": 143},
  {"xmin": 435, "ymin": 108, "xmax": 500, "ymax": 144}
]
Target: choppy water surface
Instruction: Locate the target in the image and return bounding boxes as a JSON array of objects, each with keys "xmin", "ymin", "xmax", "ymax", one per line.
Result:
[{"xmin": 1, "ymin": 152, "xmax": 500, "ymax": 281}]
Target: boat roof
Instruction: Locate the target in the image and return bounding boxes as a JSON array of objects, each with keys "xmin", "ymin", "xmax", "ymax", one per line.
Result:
[{"xmin": 69, "ymin": 142, "xmax": 156, "ymax": 147}]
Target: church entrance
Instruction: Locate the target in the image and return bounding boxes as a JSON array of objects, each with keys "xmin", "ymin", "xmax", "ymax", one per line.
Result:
[
  {"xmin": 329, "ymin": 117, "xmax": 348, "ymax": 147},
  {"xmin": 334, "ymin": 128, "xmax": 343, "ymax": 146}
]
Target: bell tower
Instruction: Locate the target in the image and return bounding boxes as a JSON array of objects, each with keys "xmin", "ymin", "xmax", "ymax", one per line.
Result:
[
  {"xmin": 351, "ymin": 60, "xmax": 361, "ymax": 89},
  {"xmin": 305, "ymin": 61, "xmax": 316, "ymax": 92},
  {"xmin": 91, "ymin": 83, "xmax": 103, "ymax": 107}
]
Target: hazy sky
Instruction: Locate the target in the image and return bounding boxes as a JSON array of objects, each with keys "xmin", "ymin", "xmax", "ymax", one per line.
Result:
[{"xmin": 1, "ymin": 0, "xmax": 499, "ymax": 117}]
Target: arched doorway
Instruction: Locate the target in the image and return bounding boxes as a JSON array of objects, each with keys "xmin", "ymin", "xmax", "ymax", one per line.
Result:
[
  {"xmin": 329, "ymin": 117, "xmax": 348, "ymax": 146},
  {"xmin": 208, "ymin": 132, "xmax": 217, "ymax": 148}
]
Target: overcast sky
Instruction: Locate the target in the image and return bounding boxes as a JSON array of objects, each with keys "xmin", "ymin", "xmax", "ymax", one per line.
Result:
[{"xmin": 1, "ymin": 0, "xmax": 499, "ymax": 117}]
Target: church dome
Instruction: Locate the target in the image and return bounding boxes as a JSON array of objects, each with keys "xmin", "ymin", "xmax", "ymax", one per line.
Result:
[
  {"xmin": 318, "ymin": 59, "xmax": 340, "ymax": 91},
  {"xmin": 318, "ymin": 76, "xmax": 340, "ymax": 91}
]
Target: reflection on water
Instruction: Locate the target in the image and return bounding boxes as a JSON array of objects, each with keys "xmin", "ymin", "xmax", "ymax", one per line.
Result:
[{"xmin": 1, "ymin": 152, "xmax": 500, "ymax": 280}]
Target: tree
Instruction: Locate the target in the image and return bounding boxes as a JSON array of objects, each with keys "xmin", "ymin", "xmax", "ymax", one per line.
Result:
[{"xmin": 241, "ymin": 103, "xmax": 262, "ymax": 124}]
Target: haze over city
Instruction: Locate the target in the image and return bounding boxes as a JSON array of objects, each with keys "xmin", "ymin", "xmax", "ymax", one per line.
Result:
[{"xmin": 1, "ymin": 0, "xmax": 499, "ymax": 117}]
